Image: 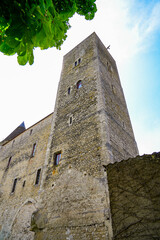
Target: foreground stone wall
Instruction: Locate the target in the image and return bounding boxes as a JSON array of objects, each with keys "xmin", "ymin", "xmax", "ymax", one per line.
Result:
[
  {"xmin": 107, "ymin": 152, "xmax": 160, "ymax": 240},
  {"xmin": 0, "ymin": 113, "xmax": 53, "ymax": 240}
]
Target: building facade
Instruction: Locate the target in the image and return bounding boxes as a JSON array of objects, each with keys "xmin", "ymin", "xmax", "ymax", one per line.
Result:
[{"xmin": 0, "ymin": 33, "xmax": 139, "ymax": 240}]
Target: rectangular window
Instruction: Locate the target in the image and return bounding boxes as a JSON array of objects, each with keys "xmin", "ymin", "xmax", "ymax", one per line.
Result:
[
  {"xmin": 31, "ymin": 143, "xmax": 36, "ymax": 157},
  {"xmin": 35, "ymin": 169, "xmax": 41, "ymax": 185},
  {"xmin": 22, "ymin": 180, "xmax": 26, "ymax": 187},
  {"xmin": 54, "ymin": 152, "xmax": 61, "ymax": 166},
  {"xmin": 6, "ymin": 156, "xmax": 12, "ymax": 170},
  {"xmin": 11, "ymin": 178, "xmax": 17, "ymax": 193}
]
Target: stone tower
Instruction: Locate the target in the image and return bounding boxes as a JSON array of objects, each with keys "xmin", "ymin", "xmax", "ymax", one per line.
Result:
[{"xmin": 34, "ymin": 33, "xmax": 138, "ymax": 239}]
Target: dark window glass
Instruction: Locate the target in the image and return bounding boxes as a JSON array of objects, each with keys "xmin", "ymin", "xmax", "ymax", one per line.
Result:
[
  {"xmin": 35, "ymin": 169, "xmax": 41, "ymax": 185},
  {"xmin": 78, "ymin": 58, "xmax": 81, "ymax": 64},
  {"xmin": 70, "ymin": 117, "xmax": 72, "ymax": 124},
  {"xmin": 6, "ymin": 156, "xmax": 12, "ymax": 170},
  {"xmin": 22, "ymin": 180, "xmax": 26, "ymax": 187},
  {"xmin": 11, "ymin": 178, "xmax": 17, "ymax": 193},
  {"xmin": 77, "ymin": 80, "xmax": 82, "ymax": 89},
  {"xmin": 75, "ymin": 61, "xmax": 77, "ymax": 67},
  {"xmin": 31, "ymin": 143, "xmax": 36, "ymax": 157},
  {"xmin": 68, "ymin": 87, "xmax": 71, "ymax": 95},
  {"xmin": 55, "ymin": 152, "xmax": 61, "ymax": 166}
]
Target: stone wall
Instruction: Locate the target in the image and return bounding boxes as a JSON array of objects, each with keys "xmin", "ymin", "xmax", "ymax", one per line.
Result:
[
  {"xmin": 31, "ymin": 33, "xmax": 138, "ymax": 240},
  {"xmin": 107, "ymin": 152, "xmax": 160, "ymax": 239},
  {"xmin": 0, "ymin": 113, "xmax": 53, "ymax": 240},
  {"xmin": 0, "ymin": 33, "xmax": 140, "ymax": 240}
]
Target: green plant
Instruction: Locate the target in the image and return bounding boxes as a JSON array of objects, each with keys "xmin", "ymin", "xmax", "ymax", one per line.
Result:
[{"xmin": 0, "ymin": 0, "xmax": 97, "ymax": 65}]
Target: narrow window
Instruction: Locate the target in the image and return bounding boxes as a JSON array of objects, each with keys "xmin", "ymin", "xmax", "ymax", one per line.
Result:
[
  {"xmin": 22, "ymin": 180, "xmax": 26, "ymax": 187},
  {"xmin": 70, "ymin": 117, "xmax": 72, "ymax": 124},
  {"xmin": 30, "ymin": 129, "xmax": 33, "ymax": 135},
  {"xmin": 35, "ymin": 169, "xmax": 41, "ymax": 185},
  {"xmin": 68, "ymin": 87, "xmax": 71, "ymax": 95},
  {"xmin": 11, "ymin": 178, "xmax": 17, "ymax": 193},
  {"xmin": 77, "ymin": 80, "xmax": 82, "ymax": 89},
  {"xmin": 112, "ymin": 85, "xmax": 116, "ymax": 94},
  {"xmin": 78, "ymin": 58, "xmax": 81, "ymax": 64},
  {"xmin": 12, "ymin": 140, "xmax": 15, "ymax": 147},
  {"xmin": 75, "ymin": 61, "xmax": 77, "ymax": 67},
  {"xmin": 54, "ymin": 152, "xmax": 61, "ymax": 166},
  {"xmin": 31, "ymin": 143, "xmax": 36, "ymax": 157},
  {"xmin": 6, "ymin": 156, "xmax": 12, "ymax": 170}
]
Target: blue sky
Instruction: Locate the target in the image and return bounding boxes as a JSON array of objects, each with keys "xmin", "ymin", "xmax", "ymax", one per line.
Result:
[{"xmin": 0, "ymin": 0, "xmax": 160, "ymax": 155}]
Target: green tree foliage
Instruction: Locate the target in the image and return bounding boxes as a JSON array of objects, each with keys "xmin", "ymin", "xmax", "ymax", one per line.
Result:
[{"xmin": 0, "ymin": 0, "xmax": 97, "ymax": 65}]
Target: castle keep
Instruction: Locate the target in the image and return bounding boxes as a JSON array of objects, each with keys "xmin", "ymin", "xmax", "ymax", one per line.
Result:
[{"xmin": 1, "ymin": 33, "xmax": 159, "ymax": 240}]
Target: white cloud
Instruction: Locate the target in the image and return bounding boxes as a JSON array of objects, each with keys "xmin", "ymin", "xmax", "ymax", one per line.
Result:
[{"xmin": 93, "ymin": 0, "xmax": 160, "ymax": 64}]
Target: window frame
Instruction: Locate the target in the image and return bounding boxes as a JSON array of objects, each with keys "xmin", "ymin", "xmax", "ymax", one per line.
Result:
[
  {"xmin": 68, "ymin": 87, "xmax": 71, "ymax": 95},
  {"xmin": 11, "ymin": 178, "xmax": 17, "ymax": 193},
  {"xmin": 31, "ymin": 143, "xmax": 37, "ymax": 157},
  {"xmin": 77, "ymin": 80, "xmax": 82, "ymax": 89},
  {"xmin": 54, "ymin": 152, "xmax": 62, "ymax": 166},
  {"xmin": 35, "ymin": 168, "xmax": 41, "ymax": 185},
  {"xmin": 6, "ymin": 156, "xmax": 12, "ymax": 170}
]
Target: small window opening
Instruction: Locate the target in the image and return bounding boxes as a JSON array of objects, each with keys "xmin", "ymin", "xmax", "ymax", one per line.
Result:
[
  {"xmin": 30, "ymin": 129, "xmax": 33, "ymax": 135},
  {"xmin": 35, "ymin": 169, "xmax": 41, "ymax": 185},
  {"xmin": 77, "ymin": 80, "xmax": 82, "ymax": 89},
  {"xmin": 75, "ymin": 61, "xmax": 77, "ymax": 67},
  {"xmin": 22, "ymin": 180, "xmax": 26, "ymax": 187},
  {"xmin": 12, "ymin": 140, "xmax": 15, "ymax": 147},
  {"xmin": 68, "ymin": 87, "xmax": 71, "ymax": 95},
  {"xmin": 70, "ymin": 117, "xmax": 72, "ymax": 124},
  {"xmin": 54, "ymin": 152, "xmax": 61, "ymax": 166},
  {"xmin": 112, "ymin": 85, "xmax": 116, "ymax": 94},
  {"xmin": 31, "ymin": 143, "xmax": 36, "ymax": 157},
  {"xmin": 6, "ymin": 156, "xmax": 12, "ymax": 170},
  {"xmin": 11, "ymin": 178, "xmax": 17, "ymax": 193},
  {"xmin": 78, "ymin": 58, "xmax": 81, "ymax": 64}
]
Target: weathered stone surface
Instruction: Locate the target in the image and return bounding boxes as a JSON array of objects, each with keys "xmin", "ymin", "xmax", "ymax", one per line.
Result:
[
  {"xmin": 0, "ymin": 114, "xmax": 53, "ymax": 239},
  {"xmin": 33, "ymin": 32, "xmax": 138, "ymax": 239},
  {"xmin": 107, "ymin": 152, "xmax": 160, "ymax": 239},
  {"xmin": 0, "ymin": 33, "xmax": 140, "ymax": 240}
]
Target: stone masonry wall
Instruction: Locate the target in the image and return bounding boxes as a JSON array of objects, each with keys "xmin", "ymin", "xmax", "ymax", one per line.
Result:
[
  {"xmin": 97, "ymin": 39, "xmax": 138, "ymax": 162},
  {"xmin": 32, "ymin": 33, "xmax": 112, "ymax": 240},
  {"xmin": 31, "ymin": 33, "xmax": 138, "ymax": 240},
  {"xmin": 0, "ymin": 113, "xmax": 53, "ymax": 240},
  {"xmin": 0, "ymin": 32, "xmax": 140, "ymax": 240},
  {"xmin": 107, "ymin": 152, "xmax": 160, "ymax": 240}
]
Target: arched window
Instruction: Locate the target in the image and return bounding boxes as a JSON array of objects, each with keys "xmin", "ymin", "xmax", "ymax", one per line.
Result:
[{"xmin": 77, "ymin": 80, "xmax": 82, "ymax": 89}]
